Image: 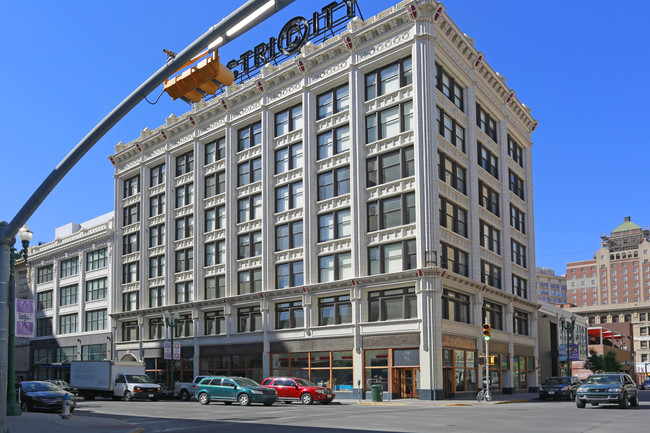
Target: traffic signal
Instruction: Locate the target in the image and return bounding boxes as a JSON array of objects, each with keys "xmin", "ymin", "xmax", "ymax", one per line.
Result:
[
  {"xmin": 164, "ymin": 51, "xmax": 235, "ymax": 103},
  {"xmin": 488, "ymin": 355, "xmax": 496, "ymax": 365},
  {"xmin": 482, "ymin": 323, "xmax": 491, "ymax": 341}
]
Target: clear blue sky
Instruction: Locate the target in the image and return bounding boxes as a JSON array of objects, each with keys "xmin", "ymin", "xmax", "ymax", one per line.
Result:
[{"xmin": 2, "ymin": 0, "xmax": 649, "ymax": 276}]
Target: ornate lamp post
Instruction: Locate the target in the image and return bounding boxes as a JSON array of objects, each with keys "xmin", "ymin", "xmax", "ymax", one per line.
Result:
[
  {"xmin": 560, "ymin": 314, "xmax": 576, "ymax": 377},
  {"xmin": 7, "ymin": 224, "xmax": 33, "ymax": 416},
  {"xmin": 164, "ymin": 311, "xmax": 179, "ymax": 389}
]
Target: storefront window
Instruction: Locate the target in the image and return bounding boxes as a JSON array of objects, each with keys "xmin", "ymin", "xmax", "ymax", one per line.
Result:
[
  {"xmin": 271, "ymin": 350, "xmax": 353, "ymax": 393},
  {"xmin": 445, "ymin": 348, "xmax": 477, "ymax": 394}
]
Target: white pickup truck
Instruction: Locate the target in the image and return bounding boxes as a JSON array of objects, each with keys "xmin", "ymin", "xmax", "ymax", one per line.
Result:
[{"xmin": 174, "ymin": 375, "xmax": 207, "ymax": 401}]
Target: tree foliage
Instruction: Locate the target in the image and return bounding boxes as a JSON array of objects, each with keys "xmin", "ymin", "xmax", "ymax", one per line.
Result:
[{"xmin": 585, "ymin": 350, "xmax": 622, "ymax": 373}]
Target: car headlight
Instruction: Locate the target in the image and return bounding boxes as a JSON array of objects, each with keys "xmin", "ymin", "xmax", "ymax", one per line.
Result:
[
  {"xmin": 577, "ymin": 387, "xmax": 586, "ymax": 393},
  {"xmin": 316, "ymin": 389, "xmax": 328, "ymax": 394},
  {"xmin": 607, "ymin": 387, "xmax": 622, "ymax": 392},
  {"xmin": 251, "ymin": 390, "xmax": 263, "ymax": 394},
  {"xmin": 134, "ymin": 387, "xmax": 141, "ymax": 391},
  {"xmin": 560, "ymin": 386, "xmax": 568, "ymax": 391}
]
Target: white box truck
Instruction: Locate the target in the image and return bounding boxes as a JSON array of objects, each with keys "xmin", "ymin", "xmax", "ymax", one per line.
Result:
[{"xmin": 70, "ymin": 360, "xmax": 162, "ymax": 401}]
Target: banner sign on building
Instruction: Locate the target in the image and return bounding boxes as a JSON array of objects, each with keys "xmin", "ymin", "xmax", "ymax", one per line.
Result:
[
  {"xmin": 173, "ymin": 342, "xmax": 181, "ymax": 360},
  {"xmin": 226, "ymin": 0, "xmax": 360, "ymax": 85},
  {"xmin": 15, "ymin": 298, "xmax": 35, "ymax": 338},
  {"xmin": 164, "ymin": 341, "xmax": 171, "ymax": 360}
]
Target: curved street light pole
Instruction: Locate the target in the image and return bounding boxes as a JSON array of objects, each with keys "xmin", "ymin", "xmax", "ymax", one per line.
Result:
[{"xmin": 0, "ymin": 2, "xmax": 295, "ymax": 430}]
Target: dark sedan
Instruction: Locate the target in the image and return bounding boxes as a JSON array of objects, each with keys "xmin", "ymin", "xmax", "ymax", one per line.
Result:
[
  {"xmin": 19, "ymin": 381, "xmax": 77, "ymax": 412},
  {"xmin": 539, "ymin": 376, "xmax": 580, "ymax": 400}
]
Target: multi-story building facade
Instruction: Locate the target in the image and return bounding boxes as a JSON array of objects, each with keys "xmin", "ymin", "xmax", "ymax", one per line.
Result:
[
  {"xmin": 109, "ymin": 0, "xmax": 538, "ymax": 399},
  {"xmin": 23, "ymin": 213, "xmax": 114, "ymax": 381},
  {"xmin": 536, "ymin": 267, "xmax": 567, "ymax": 304},
  {"xmin": 565, "ymin": 216, "xmax": 650, "ymax": 380}
]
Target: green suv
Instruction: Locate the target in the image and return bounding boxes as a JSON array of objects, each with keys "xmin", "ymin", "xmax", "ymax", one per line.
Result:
[
  {"xmin": 575, "ymin": 373, "xmax": 639, "ymax": 409},
  {"xmin": 196, "ymin": 377, "xmax": 277, "ymax": 406}
]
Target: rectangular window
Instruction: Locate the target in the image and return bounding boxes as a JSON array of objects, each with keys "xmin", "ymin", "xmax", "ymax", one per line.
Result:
[
  {"xmin": 149, "ymin": 317, "xmax": 164, "ymax": 340},
  {"xmin": 438, "ymin": 151, "xmax": 466, "ymax": 194},
  {"xmin": 150, "ymin": 163, "xmax": 166, "ymax": 187},
  {"xmin": 510, "ymin": 205, "xmax": 526, "ymax": 234},
  {"xmin": 275, "ymin": 104, "xmax": 303, "ymax": 137},
  {"xmin": 85, "ymin": 309, "xmax": 107, "ymax": 332},
  {"xmin": 276, "ymin": 300, "xmax": 304, "ymax": 329},
  {"xmin": 318, "ymin": 295, "xmax": 352, "ymax": 326},
  {"xmin": 149, "ymin": 255, "xmax": 165, "ymax": 277},
  {"xmin": 318, "ymin": 167, "xmax": 349, "ymax": 201},
  {"xmin": 478, "ymin": 143, "xmax": 499, "ymax": 179},
  {"xmin": 122, "ymin": 320, "xmax": 139, "ymax": 341},
  {"xmin": 237, "ymin": 231, "xmax": 262, "ymax": 259},
  {"xmin": 365, "ymin": 57, "xmax": 412, "ymax": 100},
  {"xmin": 149, "ymin": 224, "xmax": 165, "ymax": 247},
  {"xmin": 367, "ymin": 146, "xmax": 414, "ymax": 187},
  {"xmin": 513, "ymin": 310, "xmax": 529, "ymax": 335},
  {"xmin": 149, "ymin": 286, "xmax": 165, "ymax": 308},
  {"xmin": 86, "ymin": 248, "xmax": 107, "ymax": 271},
  {"xmin": 123, "ymin": 203, "xmax": 140, "ymax": 226},
  {"xmin": 508, "ymin": 135, "xmax": 524, "ymax": 167},
  {"xmin": 365, "ymin": 101, "xmax": 413, "ymax": 143},
  {"xmin": 123, "ymin": 174, "xmax": 140, "ymax": 198},
  {"xmin": 478, "ymin": 182, "xmax": 500, "ymax": 216},
  {"xmin": 205, "ymin": 310, "xmax": 226, "ymax": 335},
  {"xmin": 122, "ymin": 232, "xmax": 139, "ymax": 254},
  {"xmin": 238, "ymin": 306, "xmax": 262, "ymax": 332},
  {"xmin": 317, "ymin": 125, "xmax": 350, "ymax": 160},
  {"xmin": 205, "ymin": 275, "xmax": 226, "ymax": 299},
  {"xmin": 509, "ymin": 170, "xmax": 525, "ymax": 201},
  {"xmin": 175, "ymin": 248, "xmax": 194, "ymax": 273},
  {"xmin": 205, "ymin": 137, "xmax": 226, "ymax": 165},
  {"xmin": 59, "ymin": 313, "xmax": 78, "ymax": 335},
  {"xmin": 275, "ymin": 142, "xmax": 303, "ymax": 174},
  {"xmin": 122, "ymin": 291, "xmax": 139, "ymax": 311},
  {"xmin": 481, "ymin": 260, "xmax": 502, "ymax": 289},
  {"xmin": 238, "ymin": 122, "xmax": 262, "ymax": 151},
  {"xmin": 175, "ymin": 281, "xmax": 194, "ymax": 303},
  {"xmin": 440, "ymin": 242, "xmax": 469, "ymax": 277},
  {"xmin": 476, "ymin": 104, "xmax": 497, "ymax": 142},
  {"xmin": 275, "ymin": 220, "xmax": 303, "ymax": 251},
  {"xmin": 204, "ymin": 171, "xmax": 226, "ymax": 198},
  {"xmin": 276, "ymin": 261, "xmax": 304, "ymax": 289},
  {"xmin": 86, "ymin": 278, "xmax": 107, "ymax": 301},
  {"xmin": 175, "ymin": 183, "xmax": 194, "ymax": 207},
  {"xmin": 435, "ymin": 63, "xmax": 464, "ymax": 110},
  {"xmin": 513, "ymin": 275, "xmax": 528, "ymax": 298},
  {"xmin": 36, "ymin": 317, "xmax": 52, "ymax": 337},
  {"xmin": 436, "ymin": 108, "xmax": 465, "ymax": 153},
  {"xmin": 122, "ymin": 262, "xmax": 139, "ymax": 284},
  {"xmin": 511, "ymin": 239, "xmax": 527, "ymax": 268},
  {"xmin": 368, "ymin": 240, "xmax": 417, "ymax": 275},
  {"xmin": 37, "ymin": 265, "xmax": 53, "ymax": 284},
  {"xmin": 237, "ymin": 157, "xmax": 262, "ymax": 186},
  {"xmin": 205, "ymin": 206, "xmax": 226, "ymax": 232},
  {"xmin": 439, "ymin": 196, "xmax": 468, "ymax": 237},
  {"xmin": 318, "ymin": 209, "xmax": 351, "ymax": 242},
  {"xmin": 238, "ymin": 268, "xmax": 263, "ymax": 295},
  {"xmin": 175, "ymin": 151, "xmax": 194, "ymax": 176},
  {"xmin": 37, "ymin": 290, "xmax": 53, "ymax": 310},
  {"xmin": 175, "ymin": 215, "xmax": 193, "ymax": 240},
  {"xmin": 482, "ymin": 301, "xmax": 504, "ymax": 330},
  {"xmin": 175, "ymin": 313, "xmax": 193, "ymax": 338},
  {"xmin": 150, "ymin": 193, "xmax": 165, "ymax": 217},
  {"xmin": 480, "ymin": 221, "xmax": 501, "ymax": 255},
  {"xmin": 238, "ymin": 194, "xmax": 263, "ymax": 222},
  {"xmin": 204, "ymin": 240, "xmax": 225, "ymax": 267},
  {"xmin": 442, "ymin": 289, "xmax": 470, "ymax": 323},
  {"xmin": 368, "ymin": 287, "xmax": 416, "ymax": 321},
  {"xmin": 317, "ymin": 84, "xmax": 349, "ymax": 119},
  {"xmin": 60, "ymin": 257, "xmax": 79, "ymax": 278},
  {"xmin": 275, "ymin": 181, "xmax": 303, "ymax": 213},
  {"xmin": 60, "ymin": 284, "xmax": 78, "ymax": 306},
  {"xmin": 368, "ymin": 192, "xmax": 416, "ymax": 232},
  {"xmin": 318, "ymin": 252, "xmax": 352, "ymax": 283}
]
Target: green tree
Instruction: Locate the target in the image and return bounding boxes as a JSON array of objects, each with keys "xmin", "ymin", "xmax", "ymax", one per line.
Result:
[
  {"xmin": 603, "ymin": 350, "xmax": 623, "ymax": 372},
  {"xmin": 584, "ymin": 350, "xmax": 604, "ymax": 373},
  {"xmin": 584, "ymin": 350, "xmax": 622, "ymax": 373}
]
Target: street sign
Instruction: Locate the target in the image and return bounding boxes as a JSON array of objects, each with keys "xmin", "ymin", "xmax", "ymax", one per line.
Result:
[
  {"xmin": 164, "ymin": 341, "xmax": 171, "ymax": 360},
  {"xmin": 173, "ymin": 342, "xmax": 181, "ymax": 360}
]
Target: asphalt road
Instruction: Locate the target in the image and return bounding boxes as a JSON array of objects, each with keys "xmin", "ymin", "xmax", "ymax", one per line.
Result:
[{"xmin": 48, "ymin": 390, "xmax": 650, "ymax": 433}]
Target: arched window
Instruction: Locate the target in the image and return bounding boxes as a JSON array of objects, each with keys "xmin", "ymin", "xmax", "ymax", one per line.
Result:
[{"xmin": 600, "ymin": 315, "xmax": 607, "ymax": 323}]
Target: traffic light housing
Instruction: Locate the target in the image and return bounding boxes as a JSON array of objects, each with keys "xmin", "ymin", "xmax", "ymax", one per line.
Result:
[
  {"xmin": 482, "ymin": 323, "xmax": 491, "ymax": 341},
  {"xmin": 164, "ymin": 51, "xmax": 235, "ymax": 103}
]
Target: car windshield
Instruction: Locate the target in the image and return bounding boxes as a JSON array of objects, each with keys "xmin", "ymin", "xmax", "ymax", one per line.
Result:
[
  {"xmin": 545, "ymin": 377, "xmax": 570, "ymax": 385},
  {"xmin": 22, "ymin": 382, "xmax": 61, "ymax": 392},
  {"xmin": 295, "ymin": 379, "xmax": 317, "ymax": 387},
  {"xmin": 125, "ymin": 375, "xmax": 155, "ymax": 383},
  {"xmin": 585, "ymin": 375, "xmax": 622, "ymax": 385},
  {"xmin": 234, "ymin": 378, "xmax": 260, "ymax": 388}
]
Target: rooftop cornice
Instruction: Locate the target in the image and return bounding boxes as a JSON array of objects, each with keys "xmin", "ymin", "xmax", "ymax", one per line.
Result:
[{"xmin": 27, "ymin": 220, "xmax": 114, "ymax": 262}]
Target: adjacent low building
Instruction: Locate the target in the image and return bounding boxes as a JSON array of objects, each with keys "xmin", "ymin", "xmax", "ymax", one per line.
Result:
[{"xmin": 536, "ymin": 267, "xmax": 567, "ymax": 305}]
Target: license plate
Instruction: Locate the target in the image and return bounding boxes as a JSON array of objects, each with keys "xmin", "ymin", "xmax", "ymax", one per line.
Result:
[
  {"xmin": 548, "ymin": 391, "xmax": 555, "ymax": 394},
  {"xmin": 327, "ymin": 395, "xmax": 332, "ymax": 398},
  {"xmin": 148, "ymin": 394, "xmax": 154, "ymax": 397}
]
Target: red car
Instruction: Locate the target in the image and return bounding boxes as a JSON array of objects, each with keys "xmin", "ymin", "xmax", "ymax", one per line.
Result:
[{"xmin": 261, "ymin": 377, "xmax": 334, "ymax": 404}]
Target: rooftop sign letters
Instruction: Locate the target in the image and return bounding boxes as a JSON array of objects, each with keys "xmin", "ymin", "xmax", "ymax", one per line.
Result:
[{"xmin": 226, "ymin": 0, "xmax": 359, "ymax": 84}]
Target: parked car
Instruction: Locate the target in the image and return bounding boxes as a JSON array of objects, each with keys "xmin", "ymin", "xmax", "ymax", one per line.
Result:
[
  {"xmin": 174, "ymin": 375, "xmax": 207, "ymax": 401},
  {"xmin": 576, "ymin": 373, "xmax": 639, "ymax": 409},
  {"xmin": 46, "ymin": 379, "xmax": 78, "ymax": 396},
  {"xmin": 261, "ymin": 377, "xmax": 335, "ymax": 404},
  {"xmin": 155, "ymin": 382, "xmax": 174, "ymax": 399},
  {"xmin": 19, "ymin": 381, "xmax": 77, "ymax": 412},
  {"xmin": 538, "ymin": 376, "xmax": 580, "ymax": 401},
  {"xmin": 639, "ymin": 378, "xmax": 650, "ymax": 390},
  {"xmin": 196, "ymin": 377, "xmax": 277, "ymax": 406}
]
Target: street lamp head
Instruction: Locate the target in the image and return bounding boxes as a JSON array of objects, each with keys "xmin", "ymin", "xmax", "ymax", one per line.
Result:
[
  {"xmin": 173, "ymin": 312, "xmax": 180, "ymax": 322},
  {"xmin": 164, "ymin": 310, "xmax": 171, "ymax": 320},
  {"xmin": 17, "ymin": 224, "xmax": 33, "ymax": 243}
]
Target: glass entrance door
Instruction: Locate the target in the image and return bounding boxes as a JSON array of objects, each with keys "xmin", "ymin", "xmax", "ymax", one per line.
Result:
[{"xmin": 393, "ymin": 367, "xmax": 419, "ymax": 399}]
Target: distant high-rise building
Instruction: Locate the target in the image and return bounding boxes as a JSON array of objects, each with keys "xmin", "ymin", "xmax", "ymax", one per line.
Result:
[{"xmin": 536, "ymin": 267, "xmax": 567, "ymax": 304}]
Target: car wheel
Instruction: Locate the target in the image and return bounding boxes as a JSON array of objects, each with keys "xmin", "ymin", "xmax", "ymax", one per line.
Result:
[
  {"xmin": 180, "ymin": 390, "xmax": 190, "ymax": 401},
  {"xmin": 576, "ymin": 399, "xmax": 585, "ymax": 408},
  {"xmin": 630, "ymin": 393, "xmax": 639, "ymax": 407},
  {"xmin": 20, "ymin": 402, "xmax": 29, "ymax": 412},
  {"xmin": 619, "ymin": 393, "xmax": 629, "ymax": 409},
  {"xmin": 198, "ymin": 393, "xmax": 210, "ymax": 405},
  {"xmin": 301, "ymin": 393, "xmax": 314, "ymax": 405},
  {"xmin": 238, "ymin": 393, "xmax": 251, "ymax": 406},
  {"xmin": 124, "ymin": 391, "xmax": 132, "ymax": 402}
]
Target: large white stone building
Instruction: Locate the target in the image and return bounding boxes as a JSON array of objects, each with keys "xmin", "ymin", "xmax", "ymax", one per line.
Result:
[{"xmin": 109, "ymin": 0, "xmax": 539, "ymax": 399}]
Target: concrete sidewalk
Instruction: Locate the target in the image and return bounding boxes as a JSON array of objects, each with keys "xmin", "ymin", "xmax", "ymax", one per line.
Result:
[
  {"xmin": 5, "ymin": 411, "xmax": 144, "ymax": 433},
  {"xmin": 357, "ymin": 392, "xmax": 539, "ymax": 406}
]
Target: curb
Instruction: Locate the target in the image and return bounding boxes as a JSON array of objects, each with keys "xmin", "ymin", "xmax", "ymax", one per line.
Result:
[{"xmin": 492, "ymin": 399, "xmax": 532, "ymax": 405}]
